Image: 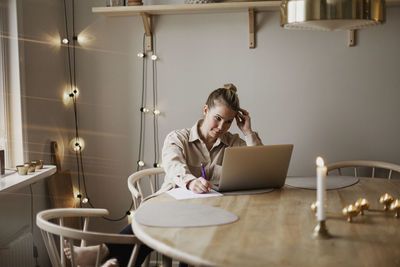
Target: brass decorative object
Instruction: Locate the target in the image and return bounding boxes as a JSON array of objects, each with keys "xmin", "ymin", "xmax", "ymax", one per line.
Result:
[
  {"xmin": 379, "ymin": 193, "xmax": 394, "ymax": 211},
  {"xmin": 390, "ymin": 199, "xmax": 400, "ymax": 218},
  {"xmin": 310, "ymin": 201, "xmax": 318, "ymax": 214},
  {"xmin": 313, "ymin": 220, "xmax": 330, "ymax": 239},
  {"xmin": 342, "ymin": 204, "xmax": 359, "ymax": 222},
  {"xmin": 32, "ymin": 160, "xmax": 44, "ymax": 170},
  {"xmin": 354, "ymin": 198, "xmax": 370, "ymax": 215},
  {"xmin": 16, "ymin": 165, "xmax": 28, "ymax": 175},
  {"xmin": 280, "ymin": 0, "xmax": 385, "ymax": 31},
  {"xmin": 25, "ymin": 162, "xmax": 36, "ymax": 173}
]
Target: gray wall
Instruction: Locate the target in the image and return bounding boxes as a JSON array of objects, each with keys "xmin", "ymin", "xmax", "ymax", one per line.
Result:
[
  {"xmin": 73, "ymin": 1, "xmax": 400, "ymax": 231},
  {"xmin": 1, "ymin": 1, "xmax": 399, "ymax": 266}
]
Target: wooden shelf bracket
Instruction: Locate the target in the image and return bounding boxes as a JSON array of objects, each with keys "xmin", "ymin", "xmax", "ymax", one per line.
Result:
[
  {"xmin": 140, "ymin": 12, "xmax": 153, "ymax": 52},
  {"xmin": 249, "ymin": 8, "xmax": 255, "ymax": 49},
  {"xmin": 348, "ymin": 29, "xmax": 356, "ymax": 47}
]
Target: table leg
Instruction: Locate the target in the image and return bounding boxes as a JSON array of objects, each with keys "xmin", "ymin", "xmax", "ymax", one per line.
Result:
[{"xmin": 162, "ymin": 254, "xmax": 172, "ymax": 267}]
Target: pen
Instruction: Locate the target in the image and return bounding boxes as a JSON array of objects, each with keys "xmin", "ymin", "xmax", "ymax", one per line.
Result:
[{"xmin": 200, "ymin": 163, "xmax": 207, "ymax": 180}]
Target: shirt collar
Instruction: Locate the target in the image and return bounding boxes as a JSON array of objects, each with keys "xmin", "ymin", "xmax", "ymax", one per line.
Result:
[{"xmin": 189, "ymin": 119, "xmax": 229, "ymax": 146}]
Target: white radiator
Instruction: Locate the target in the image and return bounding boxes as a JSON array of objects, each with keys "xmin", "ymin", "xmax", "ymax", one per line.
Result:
[{"xmin": 0, "ymin": 230, "xmax": 34, "ymax": 267}]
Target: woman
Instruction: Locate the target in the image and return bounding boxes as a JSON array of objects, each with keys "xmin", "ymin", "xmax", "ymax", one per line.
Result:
[{"xmin": 65, "ymin": 83, "xmax": 262, "ymax": 267}]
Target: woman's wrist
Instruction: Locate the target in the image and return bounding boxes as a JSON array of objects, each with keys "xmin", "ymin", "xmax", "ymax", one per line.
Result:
[{"xmin": 243, "ymin": 130, "xmax": 254, "ymax": 136}]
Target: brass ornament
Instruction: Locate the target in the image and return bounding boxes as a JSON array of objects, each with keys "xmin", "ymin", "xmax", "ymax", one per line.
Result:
[
  {"xmin": 390, "ymin": 199, "xmax": 400, "ymax": 218},
  {"xmin": 379, "ymin": 193, "xmax": 394, "ymax": 211},
  {"xmin": 354, "ymin": 198, "xmax": 370, "ymax": 215},
  {"xmin": 342, "ymin": 204, "xmax": 359, "ymax": 222},
  {"xmin": 310, "ymin": 201, "xmax": 318, "ymax": 214}
]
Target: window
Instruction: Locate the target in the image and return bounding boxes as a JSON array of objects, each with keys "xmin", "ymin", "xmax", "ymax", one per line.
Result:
[{"xmin": 0, "ymin": 0, "xmax": 24, "ymax": 168}]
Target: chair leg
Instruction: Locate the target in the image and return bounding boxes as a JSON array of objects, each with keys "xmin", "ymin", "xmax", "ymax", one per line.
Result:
[
  {"xmin": 162, "ymin": 254, "xmax": 172, "ymax": 267},
  {"xmin": 143, "ymin": 253, "xmax": 150, "ymax": 267},
  {"xmin": 127, "ymin": 244, "xmax": 141, "ymax": 267}
]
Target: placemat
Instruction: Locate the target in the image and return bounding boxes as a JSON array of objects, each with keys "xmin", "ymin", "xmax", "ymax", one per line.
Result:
[
  {"xmin": 285, "ymin": 176, "xmax": 359, "ymax": 190},
  {"xmin": 134, "ymin": 201, "xmax": 238, "ymax": 227},
  {"xmin": 222, "ymin": 188, "xmax": 274, "ymax": 196}
]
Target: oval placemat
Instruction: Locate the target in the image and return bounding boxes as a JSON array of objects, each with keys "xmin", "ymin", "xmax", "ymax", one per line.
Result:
[
  {"xmin": 134, "ymin": 201, "xmax": 238, "ymax": 227},
  {"xmin": 285, "ymin": 176, "xmax": 359, "ymax": 190}
]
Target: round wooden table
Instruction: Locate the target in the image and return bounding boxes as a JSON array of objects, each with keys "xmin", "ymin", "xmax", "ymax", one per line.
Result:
[{"xmin": 132, "ymin": 178, "xmax": 400, "ymax": 266}]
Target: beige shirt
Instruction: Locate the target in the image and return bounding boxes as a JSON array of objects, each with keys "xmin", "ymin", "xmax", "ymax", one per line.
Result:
[{"xmin": 157, "ymin": 120, "xmax": 263, "ymax": 194}]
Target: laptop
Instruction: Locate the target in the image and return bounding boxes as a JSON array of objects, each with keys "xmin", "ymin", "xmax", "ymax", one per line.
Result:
[{"xmin": 212, "ymin": 144, "xmax": 293, "ymax": 193}]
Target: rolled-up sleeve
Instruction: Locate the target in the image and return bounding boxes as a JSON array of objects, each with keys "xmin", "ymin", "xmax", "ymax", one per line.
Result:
[
  {"xmin": 230, "ymin": 131, "xmax": 263, "ymax": 147},
  {"xmin": 162, "ymin": 132, "xmax": 197, "ymax": 189}
]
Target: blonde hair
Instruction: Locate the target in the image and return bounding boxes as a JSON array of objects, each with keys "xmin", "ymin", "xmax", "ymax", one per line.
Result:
[{"xmin": 206, "ymin": 83, "xmax": 240, "ymax": 112}]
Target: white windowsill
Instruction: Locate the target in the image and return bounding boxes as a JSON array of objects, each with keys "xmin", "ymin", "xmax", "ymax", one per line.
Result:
[{"xmin": 0, "ymin": 165, "xmax": 57, "ymax": 193}]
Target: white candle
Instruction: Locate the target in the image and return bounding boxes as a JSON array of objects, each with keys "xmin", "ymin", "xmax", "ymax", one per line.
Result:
[{"xmin": 316, "ymin": 157, "xmax": 327, "ymax": 221}]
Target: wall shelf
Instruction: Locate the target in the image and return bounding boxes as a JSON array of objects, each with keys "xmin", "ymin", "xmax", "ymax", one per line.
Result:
[
  {"xmin": 92, "ymin": 1, "xmax": 281, "ymax": 16},
  {"xmin": 92, "ymin": 0, "xmax": 400, "ymax": 49}
]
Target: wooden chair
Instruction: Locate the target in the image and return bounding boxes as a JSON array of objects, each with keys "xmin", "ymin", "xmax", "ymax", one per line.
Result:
[
  {"xmin": 36, "ymin": 208, "xmax": 142, "ymax": 267},
  {"xmin": 127, "ymin": 167, "xmax": 165, "ymax": 209},
  {"xmin": 327, "ymin": 160, "xmax": 400, "ymax": 179}
]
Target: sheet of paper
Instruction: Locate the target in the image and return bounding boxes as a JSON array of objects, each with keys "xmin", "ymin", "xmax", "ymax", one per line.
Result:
[{"xmin": 166, "ymin": 188, "xmax": 223, "ymax": 200}]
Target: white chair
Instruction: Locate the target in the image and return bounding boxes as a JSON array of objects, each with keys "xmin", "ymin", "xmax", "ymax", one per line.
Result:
[
  {"xmin": 36, "ymin": 208, "xmax": 142, "ymax": 267},
  {"xmin": 127, "ymin": 167, "xmax": 165, "ymax": 209},
  {"xmin": 327, "ymin": 160, "xmax": 400, "ymax": 179}
]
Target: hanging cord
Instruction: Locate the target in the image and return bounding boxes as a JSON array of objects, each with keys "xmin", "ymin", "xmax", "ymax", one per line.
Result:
[{"xmin": 151, "ymin": 33, "xmax": 160, "ymax": 190}]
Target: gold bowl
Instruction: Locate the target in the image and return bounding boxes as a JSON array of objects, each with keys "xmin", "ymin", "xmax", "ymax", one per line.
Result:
[
  {"xmin": 355, "ymin": 198, "xmax": 370, "ymax": 215},
  {"xmin": 16, "ymin": 165, "xmax": 29, "ymax": 175},
  {"xmin": 342, "ymin": 204, "xmax": 360, "ymax": 222},
  {"xmin": 32, "ymin": 160, "xmax": 44, "ymax": 170},
  {"xmin": 379, "ymin": 193, "xmax": 394, "ymax": 211}
]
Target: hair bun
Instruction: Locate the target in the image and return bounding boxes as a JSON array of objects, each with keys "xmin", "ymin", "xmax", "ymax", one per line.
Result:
[{"xmin": 223, "ymin": 83, "xmax": 237, "ymax": 93}]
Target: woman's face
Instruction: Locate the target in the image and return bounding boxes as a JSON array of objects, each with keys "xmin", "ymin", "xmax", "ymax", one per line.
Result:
[{"xmin": 203, "ymin": 103, "xmax": 237, "ymax": 139}]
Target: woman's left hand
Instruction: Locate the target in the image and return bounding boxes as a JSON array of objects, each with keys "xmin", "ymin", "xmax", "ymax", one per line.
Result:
[{"xmin": 236, "ymin": 108, "xmax": 253, "ymax": 136}]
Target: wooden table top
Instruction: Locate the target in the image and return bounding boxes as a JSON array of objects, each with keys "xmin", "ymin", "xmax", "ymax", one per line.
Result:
[{"xmin": 132, "ymin": 178, "xmax": 400, "ymax": 267}]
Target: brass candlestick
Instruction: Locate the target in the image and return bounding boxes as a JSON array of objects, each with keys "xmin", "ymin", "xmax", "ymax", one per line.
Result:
[
  {"xmin": 390, "ymin": 199, "xmax": 400, "ymax": 218},
  {"xmin": 354, "ymin": 198, "xmax": 370, "ymax": 215},
  {"xmin": 379, "ymin": 193, "xmax": 394, "ymax": 211},
  {"xmin": 342, "ymin": 204, "xmax": 360, "ymax": 222},
  {"xmin": 313, "ymin": 220, "xmax": 330, "ymax": 239}
]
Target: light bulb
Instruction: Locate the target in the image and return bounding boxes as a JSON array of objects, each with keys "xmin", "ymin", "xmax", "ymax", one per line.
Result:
[
  {"xmin": 70, "ymin": 137, "xmax": 85, "ymax": 152},
  {"xmin": 137, "ymin": 52, "xmax": 145, "ymax": 58},
  {"xmin": 137, "ymin": 160, "xmax": 145, "ymax": 167},
  {"xmin": 82, "ymin": 197, "xmax": 89, "ymax": 204},
  {"xmin": 153, "ymin": 163, "xmax": 162, "ymax": 168},
  {"xmin": 62, "ymin": 38, "xmax": 69, "ymax": 44},
  {"xmin": 151, "ymin": 55, "xmax": 158, "ymax": 61},
  {"xmin": 153, "ymin": 109, "xmax": 161, "ymax": 115},
  {"xmin": 140, "ymin": 107, "xmax": 150, "ymax": 113}
]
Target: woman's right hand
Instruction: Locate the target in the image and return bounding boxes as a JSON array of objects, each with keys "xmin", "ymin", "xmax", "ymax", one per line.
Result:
[{"xmin": 187, "ymin": 177, "xmax": 212, "ymax": 194}]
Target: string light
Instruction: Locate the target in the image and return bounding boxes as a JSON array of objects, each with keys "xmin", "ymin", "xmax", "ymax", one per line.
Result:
[
  {"xmin": 82, "ymin": 197, "xmax": 89, "ymax": 204},
  {"xmin": 137, "ymin": 52, "xmax": 145, "ymax": 58},
  {"xmin": 70, "ymin": 137, "xmax": 85, "ymax": 152},
  {"xmin": 151, "ymin": 55, "xmax": 158, "ymax": 61},
  {"xmin": 140, "ymin": 107, "xmax": 150, "ymax": 113},
  {"xmin": 127, "ymin": 210, "xmax": 135, "ymax": 224},
  {"xmin": 153, "ymin": 109, "xmax": 161, "ymax": 116},
  {"xmin": 137, "ymin": 160, "xmax": 145, "ymax": 167},
  {"xmin": 153, "ymin": 163, "xmax": 161, "ymax": 168},
  {"xmin": 62, "ymin": 38, "xmax": 69, "ymax": 44}
]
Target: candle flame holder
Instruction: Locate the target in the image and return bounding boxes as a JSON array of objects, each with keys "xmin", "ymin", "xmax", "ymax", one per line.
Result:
[
  {"xmin": 313, "ymin": 220, "xmax": 330, "ymax": 239},
  {"xmin": 379, "ymin": 193, "xmax": 394, "ymax": 211},
  {"xmin": 310, "ymin": 201, "xmax": 318, "ymax": 214},
  {"xmin": 390, "ymin": 199, "xmax": 400, "ymax": 218},
  {"xmin": 354, "ymin": 198, "xmax": 370, "ymax": 215},
  {"xmin": 342, "ymin": 204, "xmax": 359, "ymax": 222}
]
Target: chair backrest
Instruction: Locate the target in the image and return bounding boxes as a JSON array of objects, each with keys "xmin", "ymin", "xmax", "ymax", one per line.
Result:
[
  {"xmin": 127, "ymin": 167, "xmax": 165, "ymax": 209},
  {"xmin": 36, "ymin": 208, "xmax": 141, "ymax": 267},
  {"xmin": 327, "ymin": 160, "xmax": 400, "ymax": 179}
]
